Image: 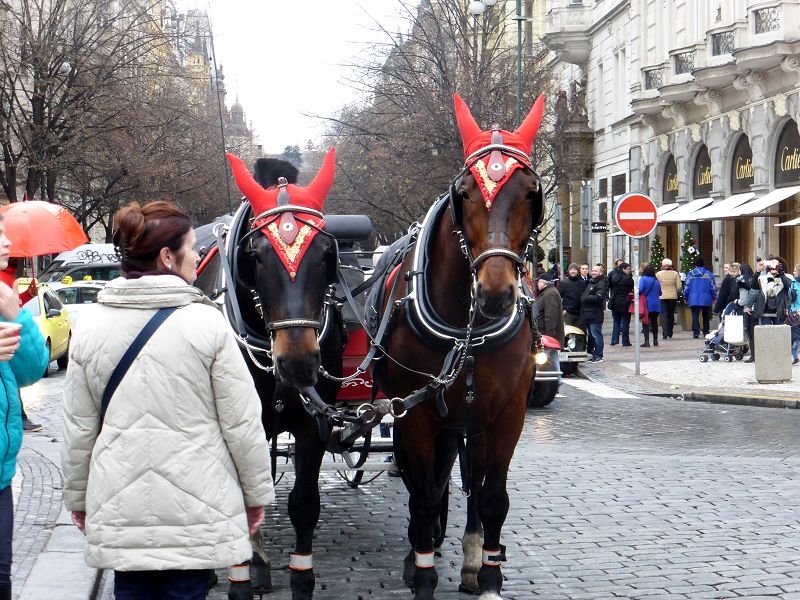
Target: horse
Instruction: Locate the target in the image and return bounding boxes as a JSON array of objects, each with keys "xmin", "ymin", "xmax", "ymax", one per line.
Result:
[
  {"xmin": 370, "ymin": 93, "xmax": 545, "ymax": 600},
  {"xmin": 198, "ymin": 150, "xmax": 359, "ymax": 600}
]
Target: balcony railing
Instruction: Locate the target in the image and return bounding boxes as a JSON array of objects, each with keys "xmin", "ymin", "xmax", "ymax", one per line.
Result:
[
  {"xmin": 674, "ymin": 50, "xmax": 695, "ymax": 75},
  {"xmin": 711, "ymin": 30, "xmax": 734, "ymax": 55},
  {"xmin": 643, "ymin": 67, "xmax": 664, "ymax": 90},
  {"xmin": 754, "ymin": 6, "xmax": 781, "ymax": 33}
]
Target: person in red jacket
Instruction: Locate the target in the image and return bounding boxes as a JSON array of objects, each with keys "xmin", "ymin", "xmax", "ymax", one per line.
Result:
[{"xmin": 0, "ymin": 259, "xmax": 41, "ymax": 431}]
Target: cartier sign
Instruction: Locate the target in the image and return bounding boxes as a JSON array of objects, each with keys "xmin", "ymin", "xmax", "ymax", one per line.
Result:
[
  {"xmin": 692, "ymin": 145, "xmax": 713, "ymax": 198},
  {"xmin": 731, "ymin": 135, "xmax": 754, "ymax": 193},
  {"xmin": 775, "ymin": 120, "xmax": 800, "ymax": 187},
  {"xmin": 662, "ymin": 155, "xmax": 678, "ymax": 205}
]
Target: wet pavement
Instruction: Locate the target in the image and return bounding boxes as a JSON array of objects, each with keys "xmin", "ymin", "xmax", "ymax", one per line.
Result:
[{"xmin": 13, "ymin": 329, "xmax": 800, "ymax": 599}]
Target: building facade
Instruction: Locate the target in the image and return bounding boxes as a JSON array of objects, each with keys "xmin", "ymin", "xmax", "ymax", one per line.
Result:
[{"xmin": 545, "ymin": 0, "xmax": 800, "ymax": 274}]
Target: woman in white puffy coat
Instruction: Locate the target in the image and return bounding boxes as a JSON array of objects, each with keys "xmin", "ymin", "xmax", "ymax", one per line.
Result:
[{"xmin": 62, "ymin": 201, "xmax": 274, "ymax": 600}]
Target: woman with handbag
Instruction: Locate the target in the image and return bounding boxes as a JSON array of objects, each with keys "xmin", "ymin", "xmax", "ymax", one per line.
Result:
[
  {"xmin": 636, "ymin": 264, "xmax": 662, "ymax": 347},
  {"xmin": 737, "ymin": 263, "xmax": 758, "ymax": 362},
  {"xmin": 62, "ymin": 201, "xmax": 275, "ymax": 600}
]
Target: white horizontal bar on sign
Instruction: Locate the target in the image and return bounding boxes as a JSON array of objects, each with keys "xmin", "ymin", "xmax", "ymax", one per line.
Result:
[{"xmin": 619, "ymin": 212, "xmax": 656, "ymax": 219}]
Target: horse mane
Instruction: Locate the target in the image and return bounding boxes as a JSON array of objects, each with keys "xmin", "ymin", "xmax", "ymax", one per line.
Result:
[{"xmin": 253, "ymin": 158, "xmax": 298, "ymax": 187}]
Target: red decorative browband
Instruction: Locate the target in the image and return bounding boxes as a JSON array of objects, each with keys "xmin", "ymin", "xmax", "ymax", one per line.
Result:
[{"xmin": 226, "ymin": 150, "xmax": 336, "ymax": 281}]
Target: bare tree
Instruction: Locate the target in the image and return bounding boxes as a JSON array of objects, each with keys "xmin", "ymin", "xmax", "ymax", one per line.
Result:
[{"xmin": 322, "ymin": 0, "xmax": 559, "ymax": 241}]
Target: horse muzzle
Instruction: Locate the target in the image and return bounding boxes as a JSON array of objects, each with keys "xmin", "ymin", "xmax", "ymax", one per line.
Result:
[{"xmin": 272, "ymin": 329, "xmax": 322, "ymax": 387}]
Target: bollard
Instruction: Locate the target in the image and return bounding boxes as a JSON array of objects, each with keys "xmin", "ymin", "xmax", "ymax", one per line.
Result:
[{"xmin": 753, "ymin": 324, "xmax": 792, "ymax": 383}]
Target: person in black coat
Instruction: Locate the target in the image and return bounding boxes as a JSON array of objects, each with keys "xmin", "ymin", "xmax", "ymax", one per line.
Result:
[
  {"xmin": 559, "ymin": 262, "xmax": 587, "ymax": 328},
  {"xmin": 608, "ymin": 262, "xmax": 634, "ymax": 346},
  {"xmin": 580, "ymin": 264, "xmax": 609, "ymax": 362},
  {"xmin": 713, "ymin": 263, "xmax": 738, "ymax": 316}
]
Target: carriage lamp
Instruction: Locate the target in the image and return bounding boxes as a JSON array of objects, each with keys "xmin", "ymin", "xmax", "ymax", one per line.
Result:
[{"xmin": 534, "ymin": 350, "xmax": 549, "ymax": 366}]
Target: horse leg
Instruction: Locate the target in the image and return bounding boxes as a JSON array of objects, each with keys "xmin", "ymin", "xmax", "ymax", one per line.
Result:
[
  {"xmin": 287, "ymin": 429, "xmax": 326, "ymax": 600},
  {"xmin": 475, "ymin": 415, "xmax": 524, "ymax": 599},
  {"xmin": 395, "ymin": 418, "xmax": 444, "ymax": 600},
  {"xmin": 459, "ymin": 432, "xmax": 486, "ymax": 595}
]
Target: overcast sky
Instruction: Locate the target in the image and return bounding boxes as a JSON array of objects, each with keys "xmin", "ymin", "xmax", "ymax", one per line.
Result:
[{"xmin": 179, "ymin": 1, "xmax": 410, "ymax": 154}]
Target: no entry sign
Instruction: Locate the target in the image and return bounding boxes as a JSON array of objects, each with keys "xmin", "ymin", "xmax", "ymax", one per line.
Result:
[{"xmin": 613, "ymin": 193, "xmax": 658, "ymax": 238}]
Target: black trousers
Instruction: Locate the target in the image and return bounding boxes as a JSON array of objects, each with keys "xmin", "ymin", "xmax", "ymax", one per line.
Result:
[{"xmin": 660, "ymin": 299, "xmax": 677, "ymax": 337}]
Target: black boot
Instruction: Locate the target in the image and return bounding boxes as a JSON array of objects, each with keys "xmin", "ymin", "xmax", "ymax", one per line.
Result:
[
  {"xmin": 652, "ymin": 331, "xmax": 658, "ymax": 346},
  {"xmin": 641, "ymin": 329, "xmax": 650, "ymax": 347}
]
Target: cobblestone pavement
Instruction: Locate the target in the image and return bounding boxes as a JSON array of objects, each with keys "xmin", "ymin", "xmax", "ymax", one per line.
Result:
[
  {"xmin": 18, "ymin": 366, "xmax": 800, "ymax": 599},
  {"xmin": 199, "ymin": 388, "xmax": 800, "ymax": 600}
]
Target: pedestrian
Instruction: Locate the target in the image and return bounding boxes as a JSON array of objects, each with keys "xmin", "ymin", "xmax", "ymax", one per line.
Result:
[
  {"xmin": 0, "ymin": 217, "xmax": 49, "ymax": 600},
  {"xmin": 737, "ymin": 263, "xmax": 759, "ymax": 362},
  {"xmin": 756, "ymin": 257, "xmax": 791, "ymax": 325},
  {"xmin": 638, "ymin": 263, "xmax": 662, "ymax": 347},
  {"xmin": 558, "ymin": 262, "xmax": 587, "ymax": 329},
  {"xmin": 580, "ymin": 264, "xmax": 608, "ymax": 362},
  {"xmin": 0, "ymin": 259, "xmax": 42, "ymax": 432},
  {"xmin": 61, "ymin": 201, "xmax": 275, "ymax": 600},
  {"xmin": 788, "ymin": 264, "xmax": 800, "ymax": 365},
  {"xmin": 656, "ymin": 258, "xmax": 682, "ymax": 340},
  {"xmin": 534, "ymin": 272, "xmax": 565, "ymax": 379},
  {"xmin": 713, "ymin": 262, "xmax": 737, "ymax": 316},
  {"xmin": 608, "ymin": 262, "xmax": 634, "ymax": 346},
  {"xmin": 580, "ymin": 263, "xmax": 590, "ymax": 282},
  {"xmin": 684, "ymin": 256, "xmax": 716, "ymax": 338}
]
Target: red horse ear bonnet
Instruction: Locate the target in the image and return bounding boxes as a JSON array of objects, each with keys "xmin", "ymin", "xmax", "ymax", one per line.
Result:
[
  {"xmin": 226, "ymin": 148, "xmax": 336, "ymax": 280},
  {"xmin": 453, "ymin": 93, "xmax": 544, "ymax": 209}
]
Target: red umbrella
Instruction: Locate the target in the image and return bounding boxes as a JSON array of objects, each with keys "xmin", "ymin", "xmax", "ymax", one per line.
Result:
[{"xmin": 0, "ymin": 200, "xmax": 88, "ymax": 257}]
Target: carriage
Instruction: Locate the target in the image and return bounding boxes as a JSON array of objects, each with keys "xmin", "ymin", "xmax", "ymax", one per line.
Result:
[{"xmin": 196, "ymin": 93, "xmax": 551, "ymax": 600}]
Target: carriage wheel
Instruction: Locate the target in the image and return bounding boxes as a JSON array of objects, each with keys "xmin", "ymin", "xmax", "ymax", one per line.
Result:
[
  {"xmin": 723, "ymin": 355, "xmax": 733, "ymax": 362},
  {"xmin": 699, "ymin": 354, "xmax": 709, "ymax": 362}
]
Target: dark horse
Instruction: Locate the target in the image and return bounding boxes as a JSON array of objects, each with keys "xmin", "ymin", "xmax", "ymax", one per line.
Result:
[
  {"xmin": 199, "ymin": 150, "xmax": 349, "ymax": 600},
  {"xmin": 371, "ymin": 94, "xmax": 545, "ymax": 600}
]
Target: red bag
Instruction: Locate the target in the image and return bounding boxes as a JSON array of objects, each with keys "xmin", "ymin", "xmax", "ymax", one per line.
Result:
[{"xmin": 628, "ymin": 294, "xmax": 649, "ymax": 325}]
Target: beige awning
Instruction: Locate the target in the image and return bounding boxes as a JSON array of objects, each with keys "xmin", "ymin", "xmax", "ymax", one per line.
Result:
[
  {"xmin": 731, "ymin": 185, "xmax": 800, "ymax": 216},
  {"xmin": 689, "ymin": 192, "xmax": 755, "ymax": 221},
  {"xmin": 775, "ymin": 216, "xmax": 800, "ymax": 227},
  {"xmin": 659, "ymin": 197, "xmax": 714, "ymax": 223},
  {"xmin": 657, "ymin": 203, "xmax": 680, "ymax": 218}
]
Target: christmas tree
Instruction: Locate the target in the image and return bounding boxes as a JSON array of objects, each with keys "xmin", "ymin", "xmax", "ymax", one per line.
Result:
[
  {"xmin": 679, "ymin": 229, "xmax": 696, "ymax": 274},
  {"xmin": 649, "ymin": 233, "xmax": 665, "ymax": 269}
]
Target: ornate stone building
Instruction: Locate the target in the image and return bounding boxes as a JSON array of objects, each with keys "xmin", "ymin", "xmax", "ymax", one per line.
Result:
[{"xmin": 545, "ymin": 0, "xmax": 800, "ymax": 272}]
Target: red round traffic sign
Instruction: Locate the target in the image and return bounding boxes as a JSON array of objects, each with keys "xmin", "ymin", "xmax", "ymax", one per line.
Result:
[{"xmin": 613, "ymin": 193, "xmax": 658, "ymax": 238}]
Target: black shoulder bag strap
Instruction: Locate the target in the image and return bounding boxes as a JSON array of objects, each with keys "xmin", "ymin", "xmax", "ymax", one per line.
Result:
[{"xmin": 99, "ymin": 307, "xmax": 178, "ymax": 431}]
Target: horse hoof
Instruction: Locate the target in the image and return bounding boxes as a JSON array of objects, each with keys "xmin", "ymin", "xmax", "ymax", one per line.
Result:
[
  {"xmin": 458, "ymin": 582, "xmax": 481, "ymax": 595},
  {"xmin": 250, "ymin": 555, "xmax": 272, "ymax": 593},
  {"xmin": 227, "ymin": 579, "xmax": 252, "ymax": 600}
]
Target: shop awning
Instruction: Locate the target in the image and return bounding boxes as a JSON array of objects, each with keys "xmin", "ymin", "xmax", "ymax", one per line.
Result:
[
  {"xmin": 730, "ymin": 185, "xmax": 800, "ymax": 216},
  {"xmin": 775, "ymin": 216, "xmax": 800, "ymax": 227},
  {"xmin": 658, "ymin": 197, "xmax": 714, "ymax": 223},
  {"xmin": 657, "ymin": 203, "xmax": 680, "ymax": 218},
  {"xmin": 688, "ymin": 192, "xmax": 755, "ymax": 221}
]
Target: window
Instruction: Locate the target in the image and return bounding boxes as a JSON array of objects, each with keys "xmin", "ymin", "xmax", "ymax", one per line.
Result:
[
  {"xmin": 674, "ymin": 50, "xmax": 695, "ymax": 75},
  {"xmin": 598, "ymin": 178, "xmax": 608, "ymax": 198},
  {"xmin": 711, "ymin": 31, "xmax": 734, "ymax": 55},
  {"xmin": 754, "ymin": 6, "xmax": 781, "ymax": 33},
  {"xmin": 611, "ymin": 174, "xmax": 626, "ymax": 197},
  {"xmin": 644, "ymin": 67, "xmax": 664, "ymax": 89}
]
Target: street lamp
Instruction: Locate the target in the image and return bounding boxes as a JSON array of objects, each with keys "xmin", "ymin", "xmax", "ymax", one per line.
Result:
[{"xmin": 467, "ymin": 0, "xmax": 497, "ymax": 79}]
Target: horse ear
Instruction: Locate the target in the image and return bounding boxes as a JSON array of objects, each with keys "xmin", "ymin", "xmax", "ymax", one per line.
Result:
[
  {"xmin": 453, "ymin": 93, "xmax": 481, "ymax": 157},
  {"xmin": 226, "ymin": 153, "xmax": 274, "ymax": 215},
  {"xmin": 514, "ymin": 94, "xmax": 545, "ymax": 150},
  {"xmin": 304, "ymin": 148, "xmax": 336, "ymax": 212}
]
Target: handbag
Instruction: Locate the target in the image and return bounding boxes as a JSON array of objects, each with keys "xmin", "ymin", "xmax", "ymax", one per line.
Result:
[
  {"xmin": 99, "ymin": 307, "xmax": 177, "ymax": 431},
  {"xmin": 628, "ymin": 293, "xmax": 650, "ymax": 324}
]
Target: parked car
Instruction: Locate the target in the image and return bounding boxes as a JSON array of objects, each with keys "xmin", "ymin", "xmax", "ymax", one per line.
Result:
[
  {"xmin": 50, "ymin": 280, "xmax": 106, "ymax": 331},
  {"xmin": 528, "ymin": 334, "xmax": 564, "ymax": 408},
  {"xmin": 38, "ymin": 262, "xmax": 121, "ymax": 284},
  {"xmin": 21, "ymin": 284, "xmax": 71, "ymax": 376},
  {"xmin": 38, "ymin": 243, "xmax": 118, "ymax": 282}
]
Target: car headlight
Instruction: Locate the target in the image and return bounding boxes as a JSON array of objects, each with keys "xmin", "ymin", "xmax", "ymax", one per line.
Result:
[{"xmin": 566, "ymin": 334, "xmax": 576, "ymax": 350}]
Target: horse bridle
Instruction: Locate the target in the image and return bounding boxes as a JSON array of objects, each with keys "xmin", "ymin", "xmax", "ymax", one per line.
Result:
[
  {"xmin": 239, "ymin": 204, "xmax": 338, "ymax": 333},
  {"xmin": 448, "ymin": 143, "xmax": 541, "ymax": 273}
]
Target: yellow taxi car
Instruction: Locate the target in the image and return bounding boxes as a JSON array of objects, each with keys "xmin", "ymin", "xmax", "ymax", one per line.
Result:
[{"xmin": 19, "ymin": 280, "xmax": 71, "ymax": 377}]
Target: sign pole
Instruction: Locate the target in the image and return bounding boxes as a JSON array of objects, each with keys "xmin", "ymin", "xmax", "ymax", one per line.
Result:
[
  {"xmin": 632, "ymin": 241, "xmax": 640, "ymax": 375},
  {"xmin": 613, "ymin": 192, "xmax": 659, "ymax": 378}
]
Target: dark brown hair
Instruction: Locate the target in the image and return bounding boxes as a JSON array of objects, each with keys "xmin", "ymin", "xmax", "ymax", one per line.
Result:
[{"xmin": 113, "ymin": 201, "xmax": 191, "ymax": 274}]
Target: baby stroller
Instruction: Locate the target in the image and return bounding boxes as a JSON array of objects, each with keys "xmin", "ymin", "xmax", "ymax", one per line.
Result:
[{"xmin": 699, "ymin": 302, "xmax": 749, "ymax": 362}]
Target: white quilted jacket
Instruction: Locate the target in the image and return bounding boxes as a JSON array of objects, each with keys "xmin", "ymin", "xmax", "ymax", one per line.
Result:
[{"xmin": 62, "ymin": 275, "xmax": 275, "ymax": 571}]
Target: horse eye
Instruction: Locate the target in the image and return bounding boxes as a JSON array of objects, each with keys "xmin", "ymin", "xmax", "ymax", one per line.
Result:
[{"xmin": 459, "ymin": 189, "xmax": 470, "ymax": 201}]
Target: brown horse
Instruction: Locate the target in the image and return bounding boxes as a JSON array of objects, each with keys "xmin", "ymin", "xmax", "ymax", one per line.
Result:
[{"xmin": 372, "ymin": 94, "xmax": 545, "ymax": 599}]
